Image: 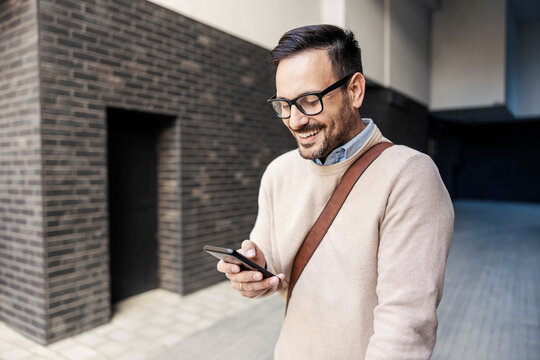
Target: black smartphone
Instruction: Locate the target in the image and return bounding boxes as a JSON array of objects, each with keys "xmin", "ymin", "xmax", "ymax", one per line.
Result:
[{"xmin": 203, "ymin": 245, "xmax": 276, "ymax": 279}]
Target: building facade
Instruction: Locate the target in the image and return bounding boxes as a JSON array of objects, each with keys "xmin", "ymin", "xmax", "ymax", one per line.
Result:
[
  {"xmin": 3, "ymin": 0, "xmax": 538, "ymax": 347},
  {"xmin": 0, "ymin": 0, "xmax": 299, "ymax": 344}
]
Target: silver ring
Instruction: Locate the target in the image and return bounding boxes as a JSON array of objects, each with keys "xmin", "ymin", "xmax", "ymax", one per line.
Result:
[{"xmin": 239, "ymin": 282, "xmax": 245, "ymax": 291}]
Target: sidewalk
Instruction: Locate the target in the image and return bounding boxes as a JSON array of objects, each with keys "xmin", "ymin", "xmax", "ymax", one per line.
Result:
[
  {"xmin": 152, "ymin": 291, "xmax": 283, "ymax": 360},
  {"xmin": 1, "ymin": 200, "xmax": 539, "ymax": 359},
  {"xmin": 0, "ymin": 282, "xmax": 284, "ymax": 360},
  {"xmin": 431, "ymin": 200, "xmax": 540, "ymax": 360}
]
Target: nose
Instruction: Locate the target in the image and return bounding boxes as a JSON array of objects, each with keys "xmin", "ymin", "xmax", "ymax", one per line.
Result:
[{"xmin": 287, "ymin": 105, "xmax": 309, "ymax": 130}]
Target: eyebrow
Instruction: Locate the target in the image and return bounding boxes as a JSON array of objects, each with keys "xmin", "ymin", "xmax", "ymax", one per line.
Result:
[{"xmin": 276, "ymin": 88, "xmax": 321, "ymax": 100}]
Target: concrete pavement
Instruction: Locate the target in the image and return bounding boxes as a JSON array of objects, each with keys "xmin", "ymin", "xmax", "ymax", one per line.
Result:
[
  {"xmin": 1, "ymin": 200, "xmax": 539, "ymax": 359},
  {"xmin": 152, "ymin": 293, "xmax": 283, "ymax": 360},
  {"xmin": 0, "ymin": 283, "xmax": 283, "ymax": 360}
]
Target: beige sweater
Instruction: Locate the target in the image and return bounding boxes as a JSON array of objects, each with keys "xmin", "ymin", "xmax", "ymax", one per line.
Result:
[{"xmin": 250, "ymin": 126, "xmax": 454, "ymax": 359}]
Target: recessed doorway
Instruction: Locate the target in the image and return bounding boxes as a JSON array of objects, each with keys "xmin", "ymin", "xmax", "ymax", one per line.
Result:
[{"xmin": 107, "ymin": 108, "xmax": 173, "ymax": 303}]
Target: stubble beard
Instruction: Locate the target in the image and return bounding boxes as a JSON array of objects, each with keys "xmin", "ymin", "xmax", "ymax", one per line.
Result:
[{"xmin": 296, "ymin": 99, "xmax": 358, "ymax": 162}]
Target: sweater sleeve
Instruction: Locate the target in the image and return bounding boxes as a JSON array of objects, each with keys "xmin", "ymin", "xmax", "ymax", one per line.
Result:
[
  {"xmin": 365, "ymin": 153, "xmax": 454, "ymax": 359},
  {"xmin": 248, "ymin": 166, "xmax": 286, "ymax": 297}
]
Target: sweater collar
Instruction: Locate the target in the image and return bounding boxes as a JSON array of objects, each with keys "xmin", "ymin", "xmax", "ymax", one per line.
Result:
[{"xmin": 306, "ymin": 123, "xmax": 387, "ymax": 176}]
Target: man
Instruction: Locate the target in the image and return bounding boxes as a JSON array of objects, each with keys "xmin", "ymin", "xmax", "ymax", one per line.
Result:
[{"xmin": 217, "ymin": 25, "xmax": 454, "ymax": 359}]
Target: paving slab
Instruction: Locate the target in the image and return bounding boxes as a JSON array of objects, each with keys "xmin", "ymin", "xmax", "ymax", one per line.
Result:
[
  {"xmin": 0, "ymin": 282, "xmax": 279, "ymax": 360},
  {"xmin": 431, "ymin": 200, "xmax": 540, "ymax": 360},
  {"xmin": 1, "ymin": 200, "xmax": 538, "ymax": 360},
  {"xmin": 152, "ymin": 295, "xmax": 283, "ymax": 360}
]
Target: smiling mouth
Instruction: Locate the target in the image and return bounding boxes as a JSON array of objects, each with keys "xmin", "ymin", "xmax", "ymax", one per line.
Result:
[{"xmin": 297, "ymin": 128, "xmax": 321, "ymax": 139}]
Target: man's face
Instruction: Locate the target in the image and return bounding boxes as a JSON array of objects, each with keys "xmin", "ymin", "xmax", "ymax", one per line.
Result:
[{"xmin": 275, "ymin": 50, "xmax": 361, "ymax": 161}]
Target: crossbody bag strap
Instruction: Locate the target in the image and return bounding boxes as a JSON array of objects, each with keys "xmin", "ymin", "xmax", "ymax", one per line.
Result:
[{"xmin": 285, "ymin": 142, "xmax": 394, "ymax": 310}]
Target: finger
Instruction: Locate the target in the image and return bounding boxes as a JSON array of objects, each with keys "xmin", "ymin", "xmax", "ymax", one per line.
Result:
[
  {"xmin": 233, "ymin": 281, "xmax": 266, "ymax": 296},
  {"xmin": 225, "ymin": 270, "xmax": 264, "ymax": 283},
  {"xmin": 216, "ymin": 259, "xmax": 241, "ymax": 274},
  {"xmin": 233, "ymin": 274, "xmax": 283, "ymax": 293},
  {"xmin": 241, "ymin": 239, "xmax": 257, "ymax": 258}
]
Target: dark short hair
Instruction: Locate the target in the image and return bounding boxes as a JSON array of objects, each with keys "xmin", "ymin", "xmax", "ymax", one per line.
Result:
[{"xmin": 270, "ymin": 24, "xmax": 363, "ymax": 79}]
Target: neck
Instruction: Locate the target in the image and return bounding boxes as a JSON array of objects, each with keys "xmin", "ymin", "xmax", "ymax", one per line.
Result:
[
  {"xmin": 319, "ymin": 117, "xmax": 367, "ymax": 163},
  {"xmin": 340, "ymin": 116, "xmax": 366, "ymax": 147},
  {"xmin": 349, "ymin": 118, "xmax": 366, "ymax": 140}
]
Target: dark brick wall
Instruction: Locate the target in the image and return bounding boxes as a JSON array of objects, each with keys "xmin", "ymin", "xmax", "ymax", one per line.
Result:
[
  {"xmin": 35, "ymin": 0, "xmax": 293, "ymax": 343},
  {"xmin": 3, "ymin": 0, "xmax": 436, "ymax": 345},
  {"xmin": 0, "ymin": 0, "xmax": 46, "ymax": 344}
]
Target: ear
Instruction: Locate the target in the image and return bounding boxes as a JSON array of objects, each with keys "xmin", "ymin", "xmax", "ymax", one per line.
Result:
[{"xmin": 348, "ymin": 72, "xmax": 365, "ymax": 109}]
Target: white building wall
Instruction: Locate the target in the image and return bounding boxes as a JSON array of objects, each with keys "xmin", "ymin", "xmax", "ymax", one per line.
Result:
[
  {"xmin": 322, "ymin": 0, "xmax": 346, "ymax": 27},
  {"xmin": 388, "ymin": 0, "xmax": 430, "ymax": 105},
  {"xmin": 148, "ymin": 0, "xmax": 324, "ymax": 49},
  {"xmin": 345, "ymin": 0, "xmax": 386, "ymax": 87},
  {"xmin": 149, "ymin": 0, "xmax": 433, "ymax": 106},
  {"xmin": 430, "ymin": 0, "xmax": 507, "ymax": 111}
]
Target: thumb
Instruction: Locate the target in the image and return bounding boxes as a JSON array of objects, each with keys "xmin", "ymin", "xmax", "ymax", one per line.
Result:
[{"xmin": 241, "ymin": 239, "xmax": 258, "ymax": 258}]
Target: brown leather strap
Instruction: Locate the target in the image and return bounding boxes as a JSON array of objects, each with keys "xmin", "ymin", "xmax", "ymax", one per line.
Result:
[{"xmin": 286, "ymin": 142, "xmax": 394, "ymax": 310}]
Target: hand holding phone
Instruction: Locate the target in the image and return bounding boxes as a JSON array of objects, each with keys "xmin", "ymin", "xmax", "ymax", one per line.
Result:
[
  {"xmin": 203, "ymin": 245, "xmax": 276, "ymax": 278},
  {"xmin": 205, "ymin": 241, "xmax": 284, "ymax": 298}
]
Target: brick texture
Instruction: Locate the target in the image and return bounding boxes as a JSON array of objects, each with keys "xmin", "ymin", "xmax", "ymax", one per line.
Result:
[
  {"xmin": 0, "ymin": 0, "xmax": 294, "ymax": 344},
  {"xmin": 1, "ymin": 0, "xmax": 431, "ymax": 345},
  {"xmin": 0, "ymin": 0, "xmax": 47, "ymax": 344}
]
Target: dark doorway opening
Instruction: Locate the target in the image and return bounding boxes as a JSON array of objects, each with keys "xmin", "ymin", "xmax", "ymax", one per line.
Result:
[{"xmin": 107, "ymin": 108, "xmax": 174, "ymax": 303}]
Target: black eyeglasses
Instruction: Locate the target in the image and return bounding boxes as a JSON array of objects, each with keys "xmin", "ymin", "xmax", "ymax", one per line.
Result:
[{"xmin": 267, "ymin": 74, "xmax": 353, "ymax": 119}]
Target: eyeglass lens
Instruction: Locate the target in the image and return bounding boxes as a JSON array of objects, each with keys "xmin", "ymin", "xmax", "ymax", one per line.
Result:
[{"xmin": 271, "ymin": 94, "xmax": 322, "ymax": 118}]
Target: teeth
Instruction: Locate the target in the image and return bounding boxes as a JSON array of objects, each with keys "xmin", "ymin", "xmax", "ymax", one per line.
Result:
[{"xmin": 298, "ymin": 129, "xmax": 320, "ymax": 138}]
